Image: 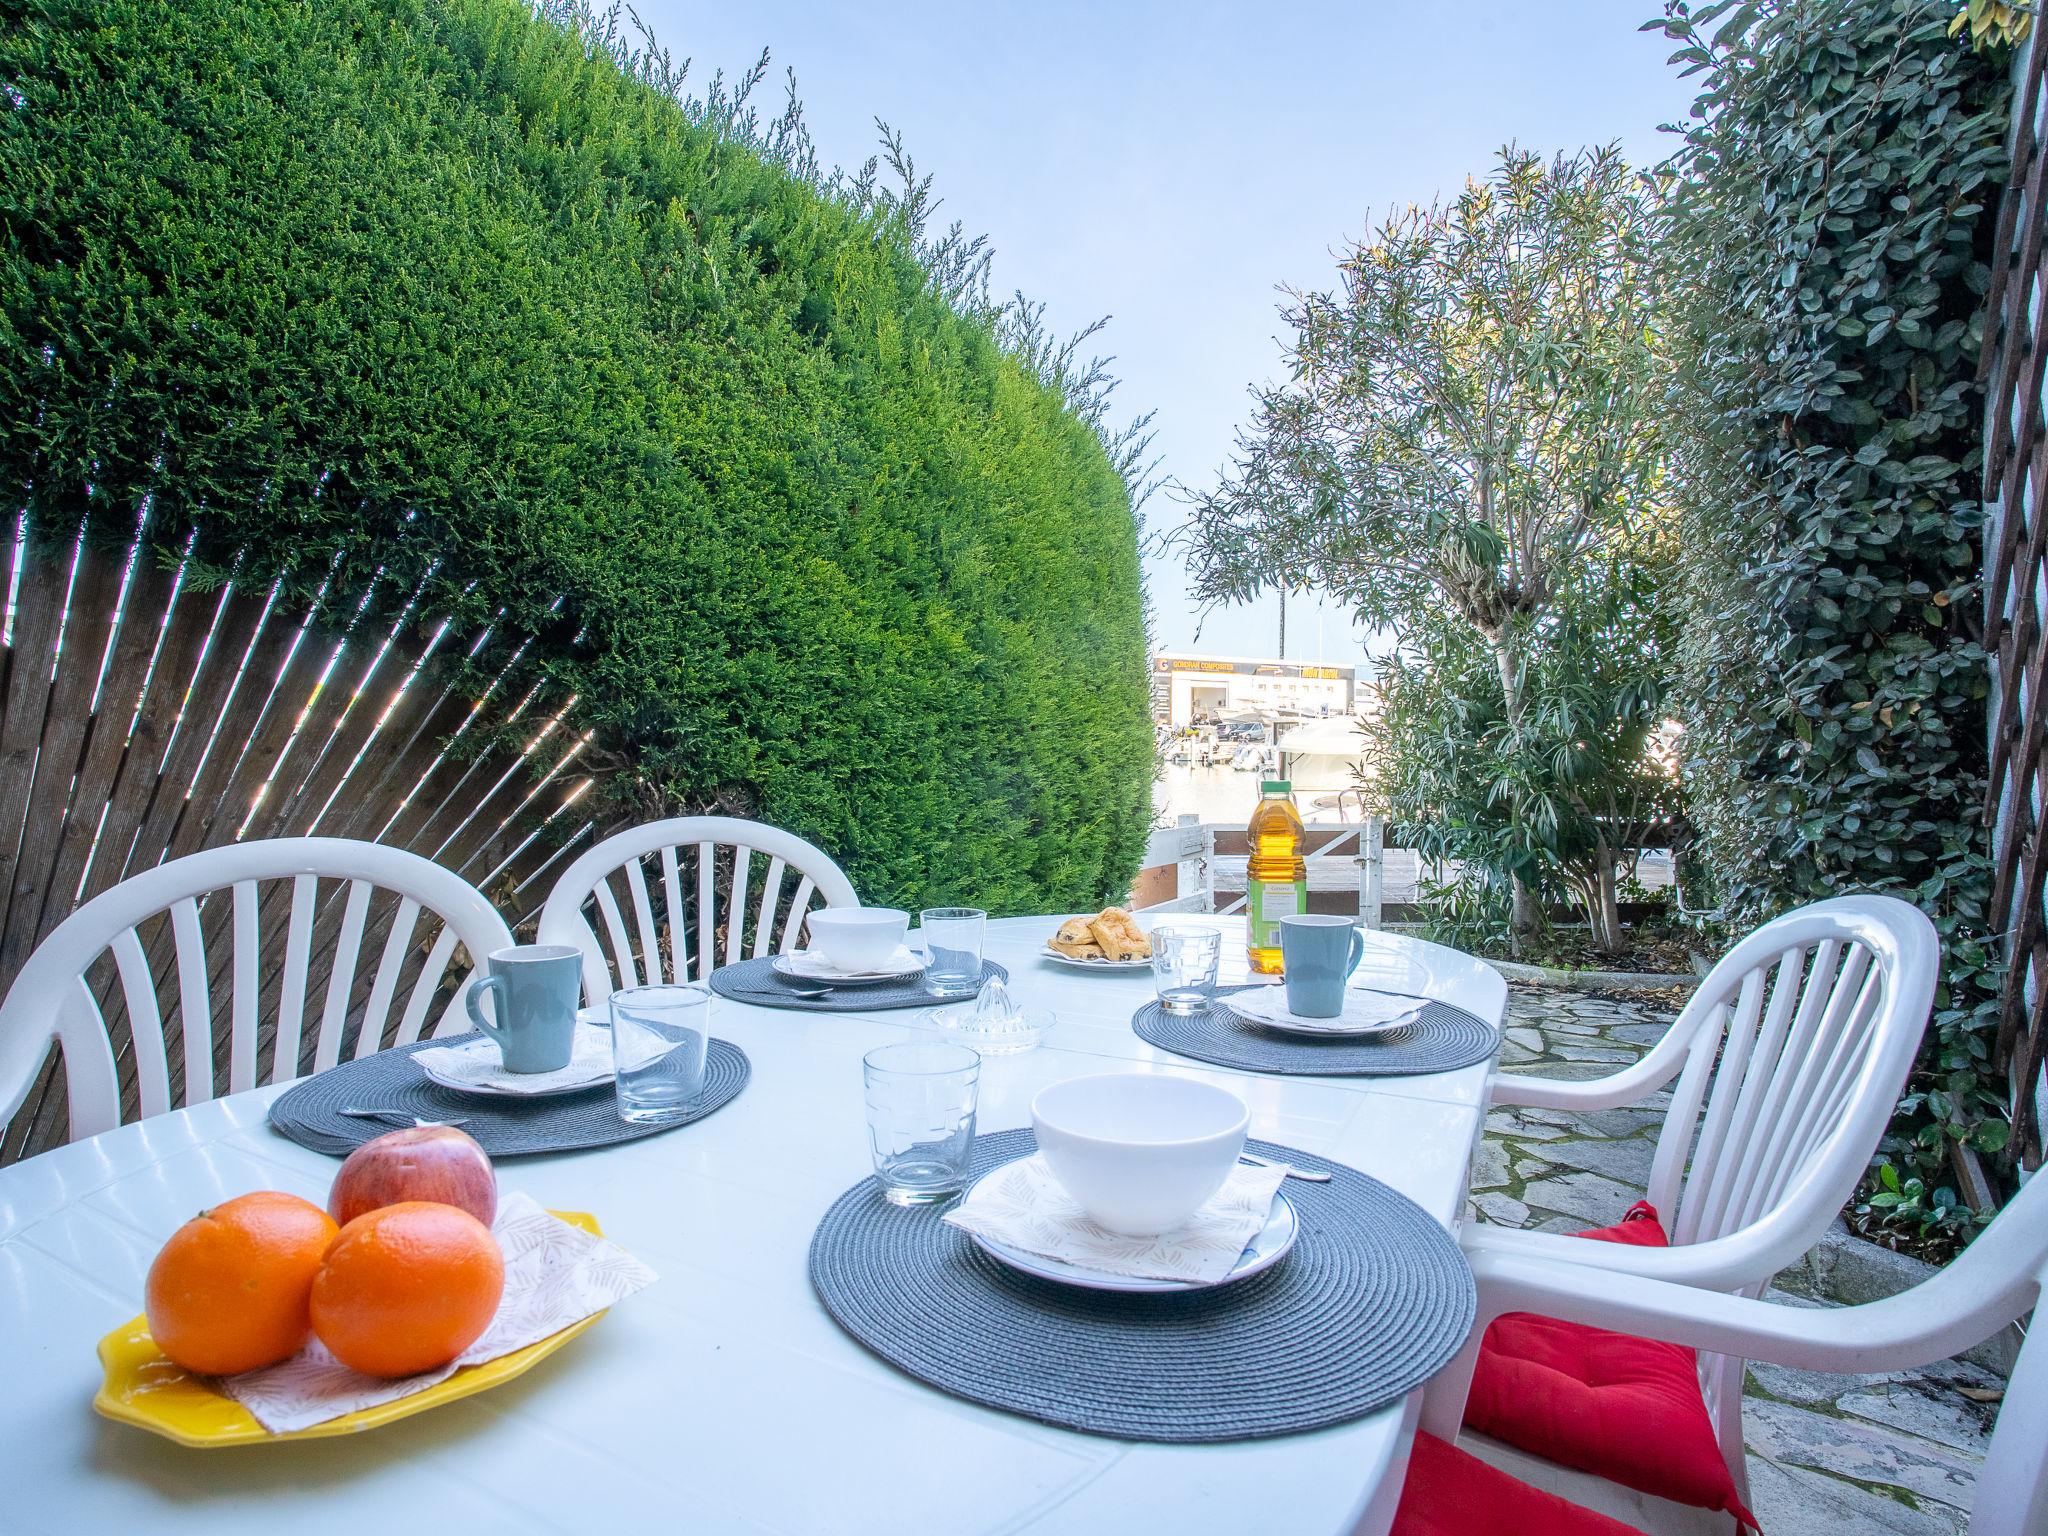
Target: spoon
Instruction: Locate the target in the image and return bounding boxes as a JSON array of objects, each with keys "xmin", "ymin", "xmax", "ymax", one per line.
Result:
[
  {"xmin": 1239, "ymin": 1151, "xmax": 1333, "ymax": 1182},
  {"xmin": 339, "ymin": 1106, "xmax": 471, "ymax": 1128},
  {"xmin": 730, "ymin": 982, "xmax": 835, "ymax": 1000}
]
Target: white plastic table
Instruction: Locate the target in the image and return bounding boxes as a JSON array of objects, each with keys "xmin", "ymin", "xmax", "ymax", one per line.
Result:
[{"xmin": 0, "ymin": 914, "xmax": 1503, "ymax": 1536}]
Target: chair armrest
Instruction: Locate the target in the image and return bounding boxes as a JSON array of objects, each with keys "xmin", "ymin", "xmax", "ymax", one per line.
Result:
[
  {"xmin": 1475, "ymin": 1245, "xmax": 2025, "ymax": 1372},
  {"xmin": 1488, "ymin": 989, "xmax": 1709, "ymax": 1113},
  {"xmin": 1459, "ymin": 1221, "xmax": 1777, "ymax": 1292},
  {"xmin": 1487, "ymin": 1052, "xmax": 1678, "ymax": 1112},
  {"xmin": 1461, "ymin": 1206, "xmax": 1862, "ymax": 1292},
  {"xmin": 1419, "ymin": 1241, "xmax": 2039, "ymax": 1441}
]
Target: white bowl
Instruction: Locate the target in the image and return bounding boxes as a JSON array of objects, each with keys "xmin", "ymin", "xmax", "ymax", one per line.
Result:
[
  {"xmin": 806, "ymin": 907, "xmax": 910, "ymax": 972},
  {"xmin": 1030, "ymin": 1073, "xmax": 1250, "ymax": 1237}
]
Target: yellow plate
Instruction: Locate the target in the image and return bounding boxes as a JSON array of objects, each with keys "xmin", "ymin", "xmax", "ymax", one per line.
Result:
[{"xmin": 93, "ymin": 1209, "xmax": 606, "ymax": 1447}]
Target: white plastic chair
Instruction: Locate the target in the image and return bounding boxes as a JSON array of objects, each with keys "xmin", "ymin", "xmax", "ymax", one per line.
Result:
[
  {"xmin": 1463, "ymin": 893, "xmax": 1939, "ymax": 1499},
  {"xmin": 0, "ymin": 836, "xmax": 514, "ymax": 1144},
  {"xmin": 1415, "ymin": 1162, "xmax": 2048, "ymax": 1536},
  {"xmin": 537, "ymin": 816, "xmax": 858, "ymax": 1005}
]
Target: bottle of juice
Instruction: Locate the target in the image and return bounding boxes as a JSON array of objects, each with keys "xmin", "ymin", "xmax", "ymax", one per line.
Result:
[{"xmin": 1246, "ymin": 780, "xmax": 1305, "ymax": 974}]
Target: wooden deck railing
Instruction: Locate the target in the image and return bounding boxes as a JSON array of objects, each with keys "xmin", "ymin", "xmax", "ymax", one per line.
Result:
[{"xmin": 1130, "ymin": 815, "xmax": 1391, "ymax": 925}]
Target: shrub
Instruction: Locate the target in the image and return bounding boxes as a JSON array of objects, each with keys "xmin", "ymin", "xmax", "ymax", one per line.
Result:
[
  {"xmin": 1180, "ymin": 147, "xmax": 1670, "ymax": 945},
  {"xmin": 0, "ymin": 0, "xmax": 1155, "ymax": 913},
  {"xmin": 1369, "ymin": 547, "xmax": 1682, "ymax": 954},
  {"xmin": 1654, "ymin": 0, "xmax": 2014, "ymax": 1228}
]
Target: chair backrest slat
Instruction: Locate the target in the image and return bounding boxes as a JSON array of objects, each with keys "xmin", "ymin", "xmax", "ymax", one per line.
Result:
[
  {"xmin": 623, "ymin": 860, "xmax": 661, "ymax": 988},
  {"xmin": 0, "ymin": 837, "xmax": 512, "ymax": 1145},
  {"xmin": 726, "ymin": 847, "xmax": 753, "ymax": 967},
  {"xmin": 354, "ymin": 896, "xmax": 421, "ymax": 1061},
  {"xmin": 659, "ymin": 846, "xmax": 686, "ymax": 985},
  {"xmin": 538, "ymin": 818, "xmax": 858, "ymax": 1005},
  {"xmin": 781, "ymin": 877, "xmax": 817, "ymax": 955},
  {"xmin": 751, "ymin": 857, "xmax": 787, "ymax": 960},
  {"xmin": 695, "ymin": 842, "xmax": 716, "ymax": 983},
  {"xmin": 271, "ymin": 874, "xmax": 318, "ymax": 1081},
  {"xmin": 394, "ymin": 925, "xmax": 461, "ymax": 1047},
  {"xmin": 109, "ymin": 928, "xmax": 170, "ymax": 1121},
  {"xmin": 53, "ymin": 978, "xmax": 120, "ymax": 1135},
  {"xmin": 591, "ymin": 877, "xmax": 639, "ymax": 991},
  {"xmin": 229, "ymin": 880, "xmax": 260, "ymax": 1093},
  {"xmin": 170, "ymin": 897, "xmax": 211, "ymax": 1106},
  {"xmin": 313, "ymin": 880, "xmax": 374, "ymax": 1072}
]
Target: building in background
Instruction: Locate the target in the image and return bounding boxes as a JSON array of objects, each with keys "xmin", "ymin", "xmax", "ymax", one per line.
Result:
[{"xmin": 1150, "ymin": 652, "xmax": 1356, "ymax": 727}]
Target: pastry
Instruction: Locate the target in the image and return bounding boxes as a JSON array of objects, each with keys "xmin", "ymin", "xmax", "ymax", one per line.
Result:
[
  {"xmin": 1049, "ymin": 916, "xmax": 1104, "ymax": 959},
  {"xmin": 1085, "ymin": 906, "xmax": 1152, "ymax": 961}
]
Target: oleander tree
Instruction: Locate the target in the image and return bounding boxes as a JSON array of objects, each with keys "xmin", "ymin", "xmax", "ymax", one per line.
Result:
[
  {"xmin": 1367, "ymin": 548, "xmax": 1681, "ymax": 952},
  {"xmin": 1183, "ymin": 145, "xmax": 1671, "ymax": 940}
]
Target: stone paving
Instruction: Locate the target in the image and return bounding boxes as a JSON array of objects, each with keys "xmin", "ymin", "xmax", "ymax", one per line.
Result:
[{"xmin": 1474, "ymin": 983, "xmax": 2003, "ymax": 1535}]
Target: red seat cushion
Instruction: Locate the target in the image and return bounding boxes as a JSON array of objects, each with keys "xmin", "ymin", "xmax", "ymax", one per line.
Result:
[
  {"xmin": 1463, "ymin": 1202, "xmax": 1761, "ymax": 1532},
  {"xmin": 1393, "ymin": 1431, "xmax": 1648, "ymax": 1536}
]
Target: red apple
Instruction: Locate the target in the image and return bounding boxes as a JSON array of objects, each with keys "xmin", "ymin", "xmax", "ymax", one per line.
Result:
[{"xmin": 328, "ymin": 1125, "xmax": 497, "ymax": 1229}]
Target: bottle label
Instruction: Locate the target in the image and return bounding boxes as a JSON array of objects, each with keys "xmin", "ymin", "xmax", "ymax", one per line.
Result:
[{"xmin": 1248, "ymin": 878, "xmax": 1306, "ymax": 951}]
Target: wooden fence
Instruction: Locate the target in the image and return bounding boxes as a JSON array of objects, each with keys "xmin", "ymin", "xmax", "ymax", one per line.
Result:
[
  {"xmin": 1979, "ymin": 32, "xmax": 2048, "ymax": 1168},
  {"xmin": 0, "ymin": 516, "xmax": 624, "ymax": 1162}
]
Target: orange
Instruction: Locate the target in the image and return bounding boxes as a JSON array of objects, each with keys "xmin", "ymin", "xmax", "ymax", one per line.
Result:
[
  {"xmin": 310, "ymin": 1200, "xmax": 505, "ymax": 1378},
  {"xmin": 143, "ymin": 1191, "xmax": 339, "ymax": 1375}
]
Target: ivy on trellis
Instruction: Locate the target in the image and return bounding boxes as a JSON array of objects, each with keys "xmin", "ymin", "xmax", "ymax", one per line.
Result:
[{"xmin": 1654, "ymin": 0, "xmax": 2015, "ymax": 1235}]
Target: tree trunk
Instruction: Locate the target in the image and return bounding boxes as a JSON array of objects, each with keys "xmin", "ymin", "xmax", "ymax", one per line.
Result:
[
  {"xmin": 1490, "ymin": 637, "xmax": 1526, "ymax": 733},
  {"xmin": 1487, "ymin": 631, "xmax": 1541, "ymax": 938},
  {"xmin": 1510, "ymin": 876, "xmax": 1540, "ymax": 943},
  {"xmin": 1585, "ymin": 841, "xmax": 1623, "ymax": 954}
]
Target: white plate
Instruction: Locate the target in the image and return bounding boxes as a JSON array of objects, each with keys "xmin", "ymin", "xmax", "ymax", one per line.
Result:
[
  {"xmin": 962, "ymin": 1173, "xmax": 1299, "ymax": 1294},
  {"xmin": 1234, "ymin": 1011, "xmax": 1420, "ymax": 1039},
  {"xmin": 772, "ymin": 946, "xmax": 926, "ymax": 983},
  {"xmin": 418, "ymin": 1009, "xmax": 617, "ymax": 1098},
  {"xmin": 1218, "ymin": 987, "xmax": 1425, "ymax": 1039},
  {"xmin": 1039, "ymin": 945, "xmax": 1152, "ymax": 971}
]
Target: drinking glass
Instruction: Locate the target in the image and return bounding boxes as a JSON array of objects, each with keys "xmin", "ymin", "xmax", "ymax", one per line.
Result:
[
  {"xmin": 608, "ymin": 984, "xmax": 711, "ymax": 1124},
  {"xmin": 1151, "ymin": 923, "xmax": 1222, "ymax": 1014},
  {"xmin": 863, "ymin": 1041, "xmax": 981, "ymax": 1204},
  {"xmin": 919, "ymin": 907, "xmax": 987, "ymax": 998}
]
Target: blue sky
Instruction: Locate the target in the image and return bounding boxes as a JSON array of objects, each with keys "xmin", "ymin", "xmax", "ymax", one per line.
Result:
[{"xmin": 634, "ymin": 1, "xmax": 1698, "ymax": 669}]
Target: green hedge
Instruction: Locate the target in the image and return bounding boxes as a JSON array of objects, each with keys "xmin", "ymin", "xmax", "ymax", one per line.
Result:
[
  {"xmin": 0, "ymin": 0, "xmax": 1154, "ymax": 913},
  {"xmin": 1656, "ymin": 0, "xmax": 2013, "ymax": 1224}
]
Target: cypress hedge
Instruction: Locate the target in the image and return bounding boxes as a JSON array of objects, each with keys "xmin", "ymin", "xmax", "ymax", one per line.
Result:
[{"xmin": 0, "ymin": 0, "xmax": 1155, "ymax": 913}]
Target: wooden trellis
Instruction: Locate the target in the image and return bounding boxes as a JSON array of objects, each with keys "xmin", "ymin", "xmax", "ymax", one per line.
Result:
[
  {"xmin": 0, "ymin": 516, "xmax": 624, "ymax": 1163},
  {"xmin": 1979, "ymin": 33, "xmax": 2048, "ymax": 1169}
]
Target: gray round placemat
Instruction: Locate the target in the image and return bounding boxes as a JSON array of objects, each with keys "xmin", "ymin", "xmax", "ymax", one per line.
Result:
[
  {"xmin": 267, "ymin": 1033, "xmax": 750, "ymax": 1158},
  {"xmin": 709, "ymin": 956, "xmax": 1008, "ymax": 1012},
  {"xmin": 1131, "ymin": 994, "xmax": 1497, "ymax": 1078},
  {"xmin": 808, "ymin": 1128, "xmax": 1475, "ymax": 1442}
]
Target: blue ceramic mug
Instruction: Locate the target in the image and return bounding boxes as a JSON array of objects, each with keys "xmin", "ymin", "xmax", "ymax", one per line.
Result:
[
  {"xmin": 464, "ymin": 944, "xmax": 583, "ymax": 1072},
  {"xmin": 1279, "ymin": 915, "xmax": 1365, "ymax": 1018}
]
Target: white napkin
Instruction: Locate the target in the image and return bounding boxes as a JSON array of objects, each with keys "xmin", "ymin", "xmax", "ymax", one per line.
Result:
[
  {"xmin": 222, "ymin": 1193, "xmax": 658, "ymax": 1433},
  {"xmin": 1220, "ymin": 986, "xmax": 1425, "ymax": 1035},
  {"xmin": 414, "ymin": 1022, "xmax": 613, "ymax": 1095},
  {"xmin": 943, "ymin": 1154, "xmax": 1287, "ymax": 1283},
  {"xmin": 783, "ymin": 944, "xmax": 922, "ymax": 979}
]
